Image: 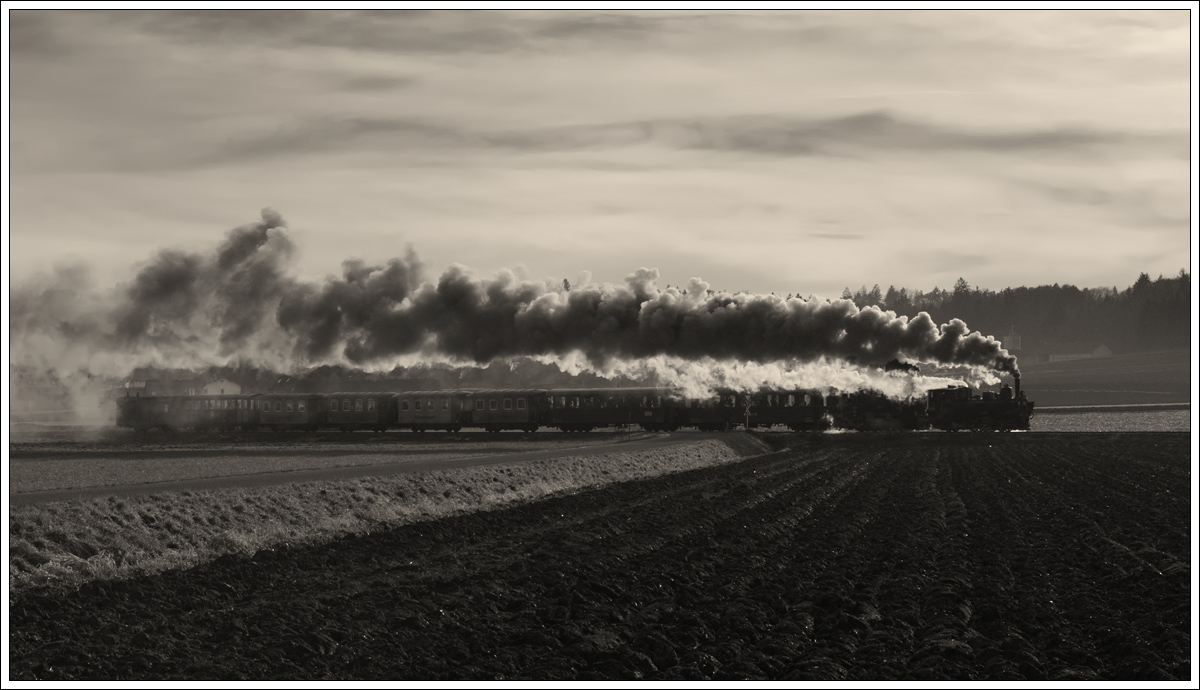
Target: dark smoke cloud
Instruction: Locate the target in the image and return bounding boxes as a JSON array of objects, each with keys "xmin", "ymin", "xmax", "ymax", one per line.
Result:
[
  {"xmin": 277, "ymin": 261, "xmax": 1015, "ymax": 375},
  {"xmin": 107, "ymin": 209, "xmax": 294, "ymax": 356},
  {"xmin": 884, "ymin": 359, "xmax": 921, "ymax": 374},
  {"xmin": 11, "ymin": 210, "xmax": 1018, "ymax": 387},
  {"xmin": 278, "ymin": 250, "xmax": 425, "ymax": 361}
]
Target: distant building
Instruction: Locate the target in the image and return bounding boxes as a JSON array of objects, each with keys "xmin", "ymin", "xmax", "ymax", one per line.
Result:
[
  {"xmin": 1029, "ymin": 343, "xmax": 1113, "ymax": 363},
  {"xmin": 113, "ymin": 378, "xmax": 200, "ymax": 397},
  {"xmin": 1003, "ymin": 325, "xmax": 1022, "ymax": 353},
  {"xmin": 203, "ymin": 378, "xmax": 242, "ymax": 395}
]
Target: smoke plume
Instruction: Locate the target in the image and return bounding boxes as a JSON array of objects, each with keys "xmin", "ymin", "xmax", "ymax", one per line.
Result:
[{"xmin": 11, "ymin": 209, "xmax": 1017, "ymax": 400}]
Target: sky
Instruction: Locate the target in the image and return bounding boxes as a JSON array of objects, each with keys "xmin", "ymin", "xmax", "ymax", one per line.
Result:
[{"xmin": 6, "ymin": 7, "xmax": 1195, "ymax": 300}]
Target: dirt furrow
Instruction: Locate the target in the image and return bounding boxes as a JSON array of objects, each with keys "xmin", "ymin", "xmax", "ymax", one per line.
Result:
[{"xmin": 8, "ymin": 433, "xmax": 1191, "ymax": 681}]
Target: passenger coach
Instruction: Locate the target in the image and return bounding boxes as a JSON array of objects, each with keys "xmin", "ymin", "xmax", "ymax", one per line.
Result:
[
  {"xmin": 543, "ymin": 387, "xmax": 679, "ymax": 432},
  {"xmin": 326, "ymin": 392, "xmax": 398, "ymax": 432},
  {"xmin": 396, "ymin": 390, "xmax": 466, "ymax": 432},
  {"xmin": 256, "ymin": 393, "xmax": 322, "ymax": 432},
  {"xmin": 462, "ymin": 389, "xmax": 542, "ymax": 433}
]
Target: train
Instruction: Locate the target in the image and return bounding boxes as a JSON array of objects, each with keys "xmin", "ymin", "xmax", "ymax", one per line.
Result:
[{"xmin": 114, "ymin": 374, "xmax": 1033, "ymax": 434}]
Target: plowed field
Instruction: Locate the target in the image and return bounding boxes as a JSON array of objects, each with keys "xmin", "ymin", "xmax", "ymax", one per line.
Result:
[{"xmin": 8, "ymin": 433, "xmax": 1191, "ymax": 681}]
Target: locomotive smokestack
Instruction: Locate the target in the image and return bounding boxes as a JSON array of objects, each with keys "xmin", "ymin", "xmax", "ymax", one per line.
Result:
[{"xmin": 1013, "ymin": 371, "xmax": 1021, "ymax": 400}]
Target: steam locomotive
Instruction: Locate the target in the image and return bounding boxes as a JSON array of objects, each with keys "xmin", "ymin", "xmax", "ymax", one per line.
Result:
[{"xmin": 115, "ymin": 375, "xmax": 1032, "ymax": 434}]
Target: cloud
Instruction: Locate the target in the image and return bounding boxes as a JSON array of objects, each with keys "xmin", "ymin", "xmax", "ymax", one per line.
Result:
[
  {"xmin": 809, "ymin": 233, "xmax": 864, "ymax": 241},
  {"xmin": 109, "ymin": 9, "xmax": 687, "ymax": 55},
  {"xmin": 8, "ymin": 10, "xmax": 77, "ymax": 57},
  {"xmin": 194, "ymin": 109, "xmax": 1174, "ymax": 169},
  {"xmin": 1017, "ymin": 181, "xmax": 1188, "ymax": 229},
  {"xmin": 914, "ymin": 251, "xmax": 995, "ymax": 275},
  {"xmin": 338, "ymin": 74, "xmax": 420, "ymax": 92},
  {"xmin": 533, "ymin": 13, "xmax": 664, "ymax": 41},
  {"xmin": 118, "ymin": 10, "xmax": 521, "ymax": 54}
]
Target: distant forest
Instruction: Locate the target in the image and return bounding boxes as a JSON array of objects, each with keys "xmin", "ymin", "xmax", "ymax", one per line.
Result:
[{"xmin": 834, "ymin": 270, "xmax": 1191, "ymax": 356}]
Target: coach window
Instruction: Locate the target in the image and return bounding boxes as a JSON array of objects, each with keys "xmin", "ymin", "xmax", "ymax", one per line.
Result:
[
  {"xmin": 342, "ymin": 399, "xmax": 351, "ymax": 411},
  {"xmin": 355, "ymin": 399, "xmax": 363, "ymax": 412},
  {"xmin": 441, "ymin": 399, "xmax": 448, "ymax": 410},
  {"xmin": 804, "ymin": 394, "xmax": 812, "ymax": 406},
  {"xmin": 298, "ymin": 400, "xmax": 306, "ymax": 412},
  {"xmin": 286, "ymin": 401, "xmax": 294, "ymax": 412},
  {"xmin": 427, "ymin": 399, "xmax": 434, "ymax": 411},
  {"xmin": 401, "ymin": 400, "xmax": 409, "ymax": 411},
  {"xmin": 415, "ymin": 400, "xmax": 422, "ymax": 411},
  {"xmin": 475, "ymin": 399, "xmax": 484, "ymax": 411},
  {"xmin": 489, "ymin": 399, "xmax": 498, "ymax": 411},
  {"xmin": 516, "ymin": 398, "xmax": 526, "ymax": 410},
  {"xmin": 367, "ymin": 399, "xmax": 375, "ymax": 411},
  {"xmin": 275, "ymin": 401, "xmax": 282, "ymax": 412},
  {"xmin": 504, "ymin": 398, "xmax": 512, "ymax": 410}
]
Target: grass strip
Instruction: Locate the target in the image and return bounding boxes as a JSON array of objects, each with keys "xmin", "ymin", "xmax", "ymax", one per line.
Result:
[{"xmin": 10, "ymin": 437, "xmax": 768, "ymax": 595}]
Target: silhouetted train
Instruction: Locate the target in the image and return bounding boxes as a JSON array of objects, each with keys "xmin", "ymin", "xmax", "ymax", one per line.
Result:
[{"xmin": 115, "ymin": 375, "xmax": 1032, "ymax": 434}]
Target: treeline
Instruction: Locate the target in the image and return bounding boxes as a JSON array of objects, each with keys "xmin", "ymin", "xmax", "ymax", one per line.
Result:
[{"xmin": 834, "ymin": 270, "xmax": 1191, "ymax": 355}]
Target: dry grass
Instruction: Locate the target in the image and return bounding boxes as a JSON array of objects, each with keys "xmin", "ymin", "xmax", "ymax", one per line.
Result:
[{"xmin": 9, "ymin": 436, "xmax": 770, "ymax": 595}]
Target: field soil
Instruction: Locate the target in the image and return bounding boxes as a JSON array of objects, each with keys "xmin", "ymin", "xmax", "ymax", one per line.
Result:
[{"xmin": 8, "ymin": 432, "xmax": 1191, "ymax": 681}]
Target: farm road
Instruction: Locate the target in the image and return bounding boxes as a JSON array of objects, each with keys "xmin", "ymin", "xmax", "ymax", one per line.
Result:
[
  {"xmin": 9, "ymin": 432, "xmax": 708, "ymax": 506},
  {"xmin": 9, "ymin": 432, "xmax": 1190, "ymax": 680}
]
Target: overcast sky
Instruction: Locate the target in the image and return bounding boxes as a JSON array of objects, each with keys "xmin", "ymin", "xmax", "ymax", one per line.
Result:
[{"xmin": 7, "ymin": 8, "xmax": 1193, "ymax": 299}]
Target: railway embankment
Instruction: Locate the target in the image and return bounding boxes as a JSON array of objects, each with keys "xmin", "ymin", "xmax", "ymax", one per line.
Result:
[{"xmin": 9, "ymin": 435, "xmax": 770, "ymax": 594}]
